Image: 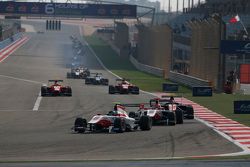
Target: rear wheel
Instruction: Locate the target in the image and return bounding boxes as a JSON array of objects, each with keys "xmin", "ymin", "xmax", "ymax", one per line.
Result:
[
  {"xmin": 167, "ymin": 112, "xmax": 176, "ymax": 126},
  {"xmin": 133, "ymin": 86, "xmax": 140, "ymax": 95},
  {"xmin": 74, "ymin": 117, "xmax": 87, "ymax": 133},
  {"xmin": 109, "ymin": 85, "xmax": 115, "ymax": 94},
  {"xmin": 67, "ymin": 72, "xmax": 72, "ymax": 78},
  {"xmin": 129, "ymin": 112, "xmax": 136, "ymax": 118},
  {"xmin": 41, "ymin": 86, "xmax": 47, "ymax": 97},
  {"xmin": 186, "ymin": 106, "xmax": 194, "ymax": 119},
  {"xmin": 85, "ymin": 78, "xmax": 91, "ymax": 84},
  {"xmin": 175, "ymin": 109, "xmax": 184, "ymax": 124},
  {"xmin": 114, "ymin": 118, "xmax": 126, "ymax": 133},
  {"xmin": 139, "ymin": 116, "xmax": 152, "ymax": 131}
]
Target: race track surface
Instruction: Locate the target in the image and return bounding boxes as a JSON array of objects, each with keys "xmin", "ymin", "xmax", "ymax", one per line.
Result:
[{"xmin": 0, "ymin": 20, "xmax": 242, "ymax": 161}]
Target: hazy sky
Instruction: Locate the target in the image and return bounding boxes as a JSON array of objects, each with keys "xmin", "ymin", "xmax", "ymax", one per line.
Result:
[{"xmin": 150, "ymin": 0, "xmax": 206, "ymax": 11}]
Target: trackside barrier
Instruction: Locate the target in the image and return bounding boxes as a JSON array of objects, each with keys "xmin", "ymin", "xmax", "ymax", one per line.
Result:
[
  {"xmin": 169, "ymin": 71, "xmax": 211, "ymax": 88},
  {"xmin": 129, "ymin": 55, "xmax": 164, "ymax": 77},
  {"xmin": 0, "ymin": 33, "xmax": 23, "ymax": 50}
]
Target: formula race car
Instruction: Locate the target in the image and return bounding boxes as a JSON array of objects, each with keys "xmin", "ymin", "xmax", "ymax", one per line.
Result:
[
  {"xmin": 73, "ymin": 104, "xmax": 152, "ymax": 133},
  {"xmin": 85, "ymin": 73, "xmax": 109, "ymax": 85},
  {"xmin": 41, "ymin": 80, "xmax": 72, "ymax": 96},
  {"xmin": 67, "ymin": 67, "xmax": 90, "ymax": 79},
  {"xmin": 126, "ymin": 102, "xmax": 179, "ymax": 126},
  {"xmin": 150, "ymin": 96, "xmax": 194, "ymax": 120},
  {"xmin": 108, "ymin": 79, "xmax": 139, "ymax": 94}
]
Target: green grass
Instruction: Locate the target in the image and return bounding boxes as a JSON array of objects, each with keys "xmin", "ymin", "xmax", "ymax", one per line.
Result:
[{"xmin": 84, "ymin": 35, "xmax": 250, "ymax": 127}]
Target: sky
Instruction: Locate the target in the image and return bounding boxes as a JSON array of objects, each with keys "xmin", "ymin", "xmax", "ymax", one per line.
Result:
[{"xmin": 151, "ymin": 0, "xmax": 206, "ymax": 11}]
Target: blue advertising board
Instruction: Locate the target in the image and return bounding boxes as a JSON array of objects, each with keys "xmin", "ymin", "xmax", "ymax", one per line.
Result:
[
  {"xmin": 162, "ymin": 83, "xmax": 179, "ymax": 92},
  {"xmin": 234, "ymin": 101, "xmax": 250, "ymax": 114},
  {"xmin": 0, "ymin": 1, "xmax": 137, "ymax": 18},
  {"xmin": 192, "ymin": 86, "xmax": 213, "ymax": 97},
  {"xmin": 220, "ymin": 40, "xmax": 250, "ymax": 54}
]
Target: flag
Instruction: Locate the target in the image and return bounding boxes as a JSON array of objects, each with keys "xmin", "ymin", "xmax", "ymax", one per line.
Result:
[{"xmin": 229, "ymin": 15, "xmax": 240, "ymax": 23}]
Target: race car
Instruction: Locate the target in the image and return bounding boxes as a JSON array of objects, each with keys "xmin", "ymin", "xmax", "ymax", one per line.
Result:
[
  {"xmin": 85, "ymin": 73, "xmax": 109, "ymax": 85},
  {"xmin": 41, "ymin": 80, "xmax": 72, "ymax": 96},
  {"xmin": 127, "ymin": 102, "xmax": 180, "ymax": 126},
  {"xmin": 150, "ymin": 96, "xmax": 194, "ymax": 120},
  {"xmin": 67, "ymin": 67, "xmax": 90, "ymax": 79},
  {"xmin": 108, "ymin": 78, "xmax": 139, "ymax": 94},
  {"xmin": 73, "ymin": 104, "xmax": 152, "ymax": 133}
]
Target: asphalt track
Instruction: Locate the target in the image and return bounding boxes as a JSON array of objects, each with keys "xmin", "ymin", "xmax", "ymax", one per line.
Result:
[
  {"xmin": 0, "ymin": 20, "xmax": 242, "ymax": 162},
  {"xmin": 1, "ymin": 160, "xmax": 250, "ymax": 167}
]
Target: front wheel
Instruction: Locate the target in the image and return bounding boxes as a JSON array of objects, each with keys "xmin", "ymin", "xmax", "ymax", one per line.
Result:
[{"xmin": 74, "ymin": 117, "xmax": 87, "ymax": 133}]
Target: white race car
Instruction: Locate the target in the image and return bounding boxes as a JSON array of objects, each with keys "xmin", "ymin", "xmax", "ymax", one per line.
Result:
[{"xmin": 73, "ymin": 104, "xmax": 152, "ymax": 133}]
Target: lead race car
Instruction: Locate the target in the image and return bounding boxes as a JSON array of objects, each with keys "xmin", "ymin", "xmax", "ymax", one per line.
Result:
[
  {"xmin": 41, "ymin": 80, "xmax": 72, "ymax": 96},
  {"xmin": 85, "ymin": 73, "xmax": 109, "ymax": 85},
  {"xmin": 108, "ymin": 78, "xmax": 139, "ymax": 94},
  {"xmin": 73, "ymin": 104, "xmax": 152, "ymax": 133},
  {"xmin": 67, "ymin": 67, "xmax": 90, "ymax": 79}
]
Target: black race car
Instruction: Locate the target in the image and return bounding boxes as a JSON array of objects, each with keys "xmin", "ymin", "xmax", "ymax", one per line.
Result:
[
  {"xmin": 150, "ymin": 96, "xmax": 194, "ymax": 120},
  {"xmin": 41, "ymin": 80, "xmax": 72, "ymax": 96},
  {"xmin": 67, "ymin": 67, "xmax": 90, "ymax": 79},
  {"xmin": 109, "ymin": 79, "xmax": 139, "ymax": 94},
  {"xmin": 85, "ymin": 73, "xmax": 109, "ymax": 85}
]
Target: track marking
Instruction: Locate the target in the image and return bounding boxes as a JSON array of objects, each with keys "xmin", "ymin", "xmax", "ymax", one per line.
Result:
[
  {"xmin": 0, "ymin": 37, "xmax": 29, "ymax": 63},
  {"xmin": 0, "ymin": 74, "xmax": 42, "ymax": 84},
  {"xmin": 0, "ymin": 74, "xmax": 43, "ymax": 111},
  {"xmin": 33, "ymin": 91, "xmax": 42, "ymax": 111}
]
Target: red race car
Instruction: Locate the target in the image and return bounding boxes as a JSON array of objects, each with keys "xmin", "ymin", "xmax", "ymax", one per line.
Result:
[
  {"xmin": 109, "ymin": 78, "xmax": 139, "ymax": 94},
  {"xmin": 41, "ymin": 80, "xmax": 72, "ymax": 96}
]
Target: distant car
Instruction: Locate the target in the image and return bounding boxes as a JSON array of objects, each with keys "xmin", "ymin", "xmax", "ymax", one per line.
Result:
[
  {"xmin": 37, "ymin": 31, "xmax": 44, "ymax": 34},
  {"xmin": 109, "ymin": 79, "xmax": 139, "ymax": 94},
  {"xmin": 41, "ymin": 80, "xmax": 72, "ymax": 96},
  {"xmin": 73, "ymin": 104, "xmax": 152, "ymax": 133},
  {"xmin": 67, "ymin": 67, "xmax": 90, "ymax": 79},
  {"xmin": 85, "ymin": 73, "xmax": 109, "ymax": 85}
]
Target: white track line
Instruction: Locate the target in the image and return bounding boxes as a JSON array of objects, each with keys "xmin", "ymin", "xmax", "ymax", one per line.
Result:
[
  {"xmin": 33, "ymin": 91, "xmax": 42, "ymax": 111},
  {"xmin": 0, "ymin": 74, "xmax": 43, "ymax": 84}
]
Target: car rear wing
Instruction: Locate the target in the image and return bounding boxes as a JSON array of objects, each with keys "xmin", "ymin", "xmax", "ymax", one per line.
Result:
[
  {"xmin": 161, "ymin": 95, "xmax": 182, "ymax": 98},
  {"xmin": 91, "ymin": 73, "xmax": 102, "ymax": 75},
  {"xmin": 116, "ymin": 78, "xmax": 130, "ymax": 81},
  {"xmin": 48, "ymin": 80, "xmax": 63, "ymax": 82}
]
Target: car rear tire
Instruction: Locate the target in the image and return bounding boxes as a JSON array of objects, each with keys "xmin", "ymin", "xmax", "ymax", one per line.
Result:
[
  {"xmin": 133, "ymin": 86, "xmax": 140, "ymax": 95},
  {"xmin": 129, "ymin": 112, "xmax": 136, "ymax": 118},
  {"xmin": 175, "ymin": 109, "xmax": 184, "ymax": 124},
  {"xmin": 74, "ymin": 117, "xmax": 87, "ymax": 133},
  {"xmin": 114, "ymin": 118, "xmax": 126, "ymax": 133},
  {"xmin": 139, "ymin": 116, "xmax": 152, "ymax": 131},
  {"xmin": 108, "ymin": 85, "xmax": 115, "ymax": 94},
  {"xmin": 167, "ymin": 112, "xmax": 176, "ymax": 126},
  {"xmin": 41, "ymin": 86, "xmax": 47, "ymax": 97}
]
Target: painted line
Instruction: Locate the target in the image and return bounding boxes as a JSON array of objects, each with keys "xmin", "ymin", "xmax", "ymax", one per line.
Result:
[
  {"xmin": 214, "ymin": 124, "xmax": 245, "ymax": 127},
  {"xmin": 0, "ymin": 74, "xmax": 43, "ymax": 111},
  {"xmin": 33, "ymin": 91, "xmax": 42, "ymax": 111},
  {"xmin": 217, "ymin": 127, "xmax": 250, "ymax": 131},
  {"xmin": 0, "ymin": 74, "xmax": 43, "ymax": 84},
  {"xmin": 0, "ymin": 37, "xmax": 29, "ymax": 63},
  {"xmin": 232, "ymin": 136, "xmax": 250, "ymax": 140},
  {"xmin": 0, "ymin": 36, "xmax": 23, "ymax": 53}
]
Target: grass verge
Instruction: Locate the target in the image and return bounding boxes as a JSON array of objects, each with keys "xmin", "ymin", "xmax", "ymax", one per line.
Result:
[{"xmin": 84, "ymin": 34, "xmax": 250, "ymax": 127}]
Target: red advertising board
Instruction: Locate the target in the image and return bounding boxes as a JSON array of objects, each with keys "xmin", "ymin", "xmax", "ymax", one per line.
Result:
[{"xmin": 240, "ymin": 64, "xmax": 250, "ymax": 84}]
